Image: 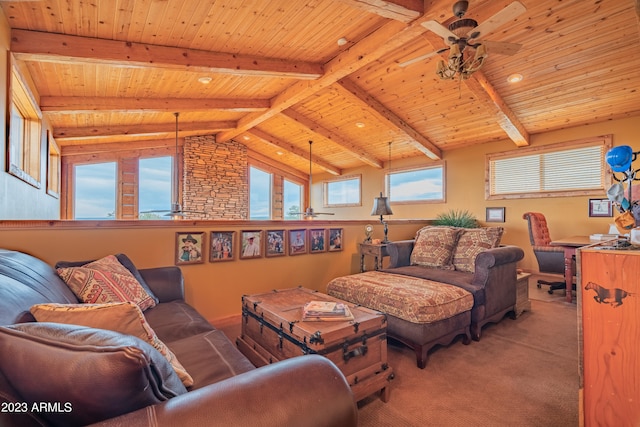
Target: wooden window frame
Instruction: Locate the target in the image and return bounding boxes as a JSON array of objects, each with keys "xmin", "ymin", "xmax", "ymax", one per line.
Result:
[
  {"xmin": 7, "ymin": 57, "xmax": 42, "ymax": 188},
  {"xmin": 322, "ymin": 174, "xmax": 362, "ymax": 208}
]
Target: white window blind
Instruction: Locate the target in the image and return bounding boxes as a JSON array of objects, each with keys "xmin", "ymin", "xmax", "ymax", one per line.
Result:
[{"xmin": 488, "ymin": 136, "xmax": 611, "ymax": 199}]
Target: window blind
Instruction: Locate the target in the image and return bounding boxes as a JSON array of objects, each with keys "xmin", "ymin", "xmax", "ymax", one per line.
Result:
[{"xmin": 488, "ymin": 138, "xmax": 610, "ymax": 198}]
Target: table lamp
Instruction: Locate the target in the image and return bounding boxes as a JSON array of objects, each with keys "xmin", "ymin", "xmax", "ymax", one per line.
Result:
[{"xmin": 371, "ymin": 192, "xmax": 393, "ymax": 243}]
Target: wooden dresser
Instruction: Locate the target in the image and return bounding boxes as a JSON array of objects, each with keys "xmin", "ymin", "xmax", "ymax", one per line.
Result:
[{"xmin": 579, "ymin": 247, "xmax": 640, "ymax": 427}]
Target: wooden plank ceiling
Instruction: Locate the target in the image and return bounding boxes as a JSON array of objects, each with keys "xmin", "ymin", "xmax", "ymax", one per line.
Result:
[{"xmin": 3, "ymin": 0, "xmax": 640, "ymax": 176}]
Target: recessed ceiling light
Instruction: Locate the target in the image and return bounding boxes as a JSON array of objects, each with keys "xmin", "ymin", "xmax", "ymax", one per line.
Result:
[
  {"xmin": 198, "ymin": 76, "xmax": 212, "ymax": 84},
  {"xmin": 242, "ymin": 135, "xmax": 250, "ymax": 141},
  {"xmin": 507, "ymin": 73, "xmax": 523, "ymax": 83},
  {"xmin": 276, "ymin": 151, "xmax": 284, "ymax": 156},
  {"xmin": 355, "ymin": 122, "xmax": 365, "ymax": 128},
  {"xmin": 337, "ymin": 37, "xmax": 348, "ymax": 46}
]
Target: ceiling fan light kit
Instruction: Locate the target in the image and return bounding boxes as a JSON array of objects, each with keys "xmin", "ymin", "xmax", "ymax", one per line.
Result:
[{"xmin": 402, "ymin": 1, "xmax": 526, "ymax": 81}]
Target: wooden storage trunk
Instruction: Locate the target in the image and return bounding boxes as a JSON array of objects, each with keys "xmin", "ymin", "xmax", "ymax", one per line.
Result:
[{"xmin": 237, "ymin": 287, "xmax": 393, "ymax": 402}]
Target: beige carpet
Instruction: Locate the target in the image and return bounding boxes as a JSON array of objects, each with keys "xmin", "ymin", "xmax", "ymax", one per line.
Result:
[
  {"xmin": 357, "ymin": 298, "xmax": 578, "ymax": 426},
  {"xmin": 218, "ymin": 283, "xmax": 579, "ymax": 427}
]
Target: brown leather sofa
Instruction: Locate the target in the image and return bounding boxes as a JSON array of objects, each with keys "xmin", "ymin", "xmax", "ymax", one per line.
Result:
[{"xmin": 0, "ymin": 249, "xmax": 357, "ymax": 427}]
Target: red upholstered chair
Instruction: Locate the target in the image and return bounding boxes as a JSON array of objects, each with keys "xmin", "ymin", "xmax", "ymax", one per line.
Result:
[{"xmin": 522, "ymin": 212, "xmax": 574, "ymax": 294}]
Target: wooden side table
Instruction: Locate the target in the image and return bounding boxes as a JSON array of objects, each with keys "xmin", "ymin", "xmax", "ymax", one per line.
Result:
[
  {"xmin": 514, "ymin": 272, "xmax": 531, "ymax": 317},
  {"xmin": 359, "ymin": 243, "xmax": 389, "ymax": 272}
]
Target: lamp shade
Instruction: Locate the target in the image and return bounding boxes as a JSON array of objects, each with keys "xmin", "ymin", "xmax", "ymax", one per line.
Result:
[{"xmin": 371, "ymin": 192, "xmax": 393, "ymax": 216}]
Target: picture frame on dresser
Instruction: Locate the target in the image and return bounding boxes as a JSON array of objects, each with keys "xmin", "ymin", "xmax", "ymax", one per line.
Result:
[
  {"xmin": 210, "ymin": 231, "xmax": 235, "ymax": 262},
  {"xmin": 266, "ymin": 230, "xmax": 286, "ymax": 257},
  {"xmin": 240, "ymin": 230, "xmax": 263, "ymax": 259},
  {"xmin": 288, "ymin": 229, "xmax": 307, "ymax": 255},
  {"xmin": 175, "ymin": 232, "xmax": 205, "ymax": 265}
]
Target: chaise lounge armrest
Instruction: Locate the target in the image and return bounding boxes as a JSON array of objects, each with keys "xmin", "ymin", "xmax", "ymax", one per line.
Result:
[
  {"xmin": 89, "ymin": 355, "xmax": 358, "ymax": 427},
  {"xmin": 472, "ymin": 245, "xmax": 525, "ymax": 287},
  {"xmin": 139, "ymin": 266, "xmax": 185, "ymax": 303}
]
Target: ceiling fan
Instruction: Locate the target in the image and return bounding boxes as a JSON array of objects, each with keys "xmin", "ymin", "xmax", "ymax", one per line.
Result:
[
  {"xmin": 140, "ymin": 112, "xmax": 206, "ymax": 219},
  {"xmin": 398, "ymin": 1, "xmax": 526, "ymax": 69},
  {"xmin": 291, "ymin": 140, "xmax": 335, "ymax": 218}
]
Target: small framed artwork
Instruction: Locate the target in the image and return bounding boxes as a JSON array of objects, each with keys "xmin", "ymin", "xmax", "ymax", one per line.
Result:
[
  {"xmin": 176, "ymin": 232, "xmax": 205, "ymax": 265},
  {"xmin": 589, "ymin": 198, "xmax": 613, "ymax": 217},
  {"xmin": 288, "ymin": 229, "xmax": 307, "ymax": 255},
  {"xmin": 210, "ymin": 231, "xmax": 235, "ymax": 262},
  {"xmin": 328, "ymin": 228, "xmax": 343, "ymax": 252},
  {"xmin": 310, "ymin": 229, "xmax": 326, "ymax": 253},
  {"xmin": 240, "ymin": 230, "xmax": 263, "ymax": 259},
  {"xmin": 486, "ymin": 207, "xmax": 505, "ymax": 223},
  {"xmin": 266, "ymin": 230, "xmax": 286, "ymax": 257}
]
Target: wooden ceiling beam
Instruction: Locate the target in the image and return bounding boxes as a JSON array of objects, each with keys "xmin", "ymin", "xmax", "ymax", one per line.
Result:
[
  {"xmin": 464, "ymin": 71, "xmax": 530, "ymax": 147},
  {"xmin": 336, "ymin": 0, "xmax": 423, "ymax": 22},
  {"xmin": 41, "ymin": 96, "xmax": 269, "ymax": 113},
  {"xmin": 281, "ymin": 109, "xmax": 384, "ymax": 169},
  {"xmin": 54, "ymin": 121, "xmax": 236, "ymax": 141},
  {"xmin": 10, "ymin": 29, "xmax": 323, "ymax": 80},
  {"xmin": 247, "ymin": 129, "xmax": 342, "ymax": 176},
  {"xmin": 61, "ymin": 139, "xmax": 178, "ymax": 157},
  {"xmin": 215, "ymin": 12, "xmax": 440, "ymax": 143},
  {"xmin": 337, "ymin": 78, "xmax": 443, "ymax": 159}
]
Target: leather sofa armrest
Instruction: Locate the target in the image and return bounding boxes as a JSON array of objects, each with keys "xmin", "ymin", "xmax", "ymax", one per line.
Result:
[
  {"xmin": 89, "ymin": 355, "xmax": 358, "ymax": 427},
  {"xmin": 472, "ymin": 245, "xmax": 525, "ymax": 287},
  {"xmin": 138, "ymin": 267, "xmax": 185, "ymax": 303},
  {"xmin": 386, "ymin": 240, "xmax": 415, "ymax": 268}
]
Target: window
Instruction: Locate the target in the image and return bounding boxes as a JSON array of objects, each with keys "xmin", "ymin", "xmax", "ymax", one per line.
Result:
[
  {"xmin": 323, "ymin": 175, "xmax": 361, "ymax": 207},
  {"xmin": 74, "ymin": 162, "xmax": 117, "ymax": 219},
  {"xmin": 139, "ymin": 156, "xmax": 172, "ymax": 220},
  {"xmin": 8, "ymin": 63, "xmax": 42, "ymax": 187},
  {"xmin": 487, "ymin": 136, "xmax": 612, "ymax": 199},
  {"xmin": 284, "ymin": 179, "xmax": 303, "ymax": 220},
  {"xmin": 46, "ymin": 132, "xmax": 60, "ymax": 198},
  {"xmin": 250, "ymin": 166, "xmax": 272, "ymax": 219},
  {"xmin": 387, "ymin": 165, "xmax": 444, "ymax": 203}
]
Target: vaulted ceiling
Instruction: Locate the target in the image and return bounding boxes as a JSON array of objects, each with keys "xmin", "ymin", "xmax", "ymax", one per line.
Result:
[{"xmin": 3, "ymin": 0, "xmax": 640, "ymax": 177}]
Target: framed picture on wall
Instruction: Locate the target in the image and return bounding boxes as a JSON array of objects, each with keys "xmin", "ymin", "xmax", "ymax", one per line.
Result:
[
  {"xmin": 210, "ymin": 231, "xmax": 235, "ymax": 262},
  {"xmin": 288, "ymin": 229, "xmax": 307, "ymax": 255},
  {"xmin": 175, "ymin": 232, "xmax": 205, "ymax": 265},
  {"xmin": 589, "ymin": 198, "xmax": 613, "ymax": 217},
  {"xmin": 240, "ymin": 230, "xmax": 263, "ymax": 259},
  {"xmin": 486, "ymin": 207, "xmax": 506, "ymax": 223},
  {"xmin": 328, "ymin": 228, "xmax": 343, "ymax": 252},
  {"xmin": 266, "ymin": 230, "xmax": 286, "ymax": 257},
  {"xmin": 309, "ymin": 229, "xmax": 326, "ymax": 253}
]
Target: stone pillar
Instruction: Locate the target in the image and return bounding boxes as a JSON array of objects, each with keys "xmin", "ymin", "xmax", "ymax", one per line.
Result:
[{"xmin": 183, "ymin": 135, "xmax": 248, "ymax": 219}]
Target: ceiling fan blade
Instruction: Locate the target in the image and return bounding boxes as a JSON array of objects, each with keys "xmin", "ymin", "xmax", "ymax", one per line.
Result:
[
  {"xmin": 398, "ymin": 47, "xmax": 449, "ymax": 68},
  {"xmin": 421, "ymin": 20, "xmax": 457, "ymax": 42},
  {"xmin": 480, "ymin": 40, "xmax": 522, "ymax": 56},
  {"xmin": 469, "ymin": 1, "xmax": 526, "ymax": 39}
]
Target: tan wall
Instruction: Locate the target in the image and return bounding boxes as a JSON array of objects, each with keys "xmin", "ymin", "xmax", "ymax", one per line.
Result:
[
  {"xmin": 0, "ymin": 220, "xmax": 427, "ymax": 322},
  {"xmin": 315, "ymin": 116, "xmax": 640, "ymax": 271}
]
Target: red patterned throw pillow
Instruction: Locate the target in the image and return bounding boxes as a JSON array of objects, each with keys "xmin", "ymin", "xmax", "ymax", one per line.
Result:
[
  {"xmin": 452, "ymin": 227, "xmax": 504, "ymax": 272},
  {"xmin": 57, "ymin": 255, "xmax": 156, "ymax": 311},
  {"xmin": 410, "ymin": 226, "xmax": 462, "ymax": 270}
]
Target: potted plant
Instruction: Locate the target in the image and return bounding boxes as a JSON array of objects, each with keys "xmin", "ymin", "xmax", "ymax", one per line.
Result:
[{"xmin": 432, "ymin": 209, "xmax": 479, "ymax": 228}]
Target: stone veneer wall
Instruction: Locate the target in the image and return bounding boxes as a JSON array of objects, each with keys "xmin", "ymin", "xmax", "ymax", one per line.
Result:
[{"xmin": 183, "ymin": 135, "xmax": 248, "ymax": 219}]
